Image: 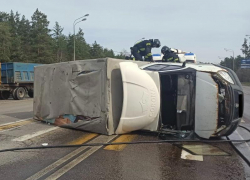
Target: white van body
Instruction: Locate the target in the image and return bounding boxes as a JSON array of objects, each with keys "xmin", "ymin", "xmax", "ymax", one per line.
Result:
[
  {"xmin": 34, "ymin": 59, "xmax": 243, "ymax": 139},
  {"xmin": 116, "ymin": 62, "xmax": 221, "ymax": 138}
]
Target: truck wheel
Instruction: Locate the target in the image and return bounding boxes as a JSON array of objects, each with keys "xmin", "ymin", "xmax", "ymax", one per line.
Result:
[
  {"xmin": 0, "ymin": 91, "xmax": 10, "ymax": 100},
  {"xmin": 15, "ymin": 87, "xmax": 26, "ymax": 100},
  {"xmin": 12, "ymin": 88, "xmax": 18, "ymax": 100},
  {"xmin": 28, "ymin": 90, "xmax": 33, "ymax": 98}
]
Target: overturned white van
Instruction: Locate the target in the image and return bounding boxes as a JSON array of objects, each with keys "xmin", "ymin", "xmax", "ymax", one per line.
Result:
[{"xmin": 33, "ymin": 58, "xmax": 244, "ymax": 139}]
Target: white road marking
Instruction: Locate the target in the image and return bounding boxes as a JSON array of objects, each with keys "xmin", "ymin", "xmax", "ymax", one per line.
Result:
[
  {"xmin": 26, "ymin": 145, "xmax": 90, "ymax": 180},
  {"xmin": 12, "ymin": 127, "xmax": 59, "ymax": 142},
  {"xmin": 0, "ymin": 118, "xmax": 33, "ymax": 126},
  {"xmin": 26, "ymin": 134, "xmax": 98, "ymax": 180},
  {"xmin": 43, "ymin": 135, "xmax": 117, "ymax": 180},
  {"xmin": 181, "ymin": 150, "xmax": 203, "ymax": 161}
]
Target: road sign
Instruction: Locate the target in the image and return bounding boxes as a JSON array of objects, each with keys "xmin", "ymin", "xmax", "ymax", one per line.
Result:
[{"xmin": 241, "ymin": 59, "xmax": 250, "ymax": 68}]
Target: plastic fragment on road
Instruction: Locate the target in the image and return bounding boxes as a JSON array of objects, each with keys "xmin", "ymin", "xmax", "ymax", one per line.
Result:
[
  {"xmin": 179, "ymin": 143, "xmax": 230, "ymax": 156},
  {"xmin": 181, "ymin": 150, "xmax": 203, "ymax": 161}
]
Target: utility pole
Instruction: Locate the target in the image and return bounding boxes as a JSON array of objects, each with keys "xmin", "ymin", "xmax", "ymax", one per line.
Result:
[
  {"xmin": 73, "ymin": 14, "xmax": 89, "ymax": 61},
  {"xmin": 224, "ymin": 48, "xmax": 235, "ymax": 71}
]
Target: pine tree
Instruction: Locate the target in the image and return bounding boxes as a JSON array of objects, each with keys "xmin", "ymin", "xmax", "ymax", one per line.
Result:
[
  {"xmin": 103, "ymin": 48, "xmax": 115, "ymax": 58},
  {"xmin": 8, "ymin": 11, "xmax": 22, "ymax": 61},
  {"xmin": 90, "ymin": 41, "xmax": 104, "ymax": 59},
  {"xmin": 0, "ymin": 23, "xmax": 11, "ymax": 62},
  {"xmin": 75, "ymin": 28, "xmax": 90, "ymax": 60},
  {"xmin": 52, "ymin": 22, "xmax": 67, "ymax": 62},
  {"xmin": 0, "ymin": 12, "xmax": 9, "ymax": 22},
  {"xmin": 30, "ymin": 9, "xmax": 53, "ymax": 63},
  {"xmin": 18, "ymin": 15, "xmax": 31, "ymax": 62},
  {"xmin": 241, "ymin": 38, "xmax": 249, "ymax": 58},
  {"xmin": 66, "ymin": 34, "xmax": 74, "ymax": 61}
]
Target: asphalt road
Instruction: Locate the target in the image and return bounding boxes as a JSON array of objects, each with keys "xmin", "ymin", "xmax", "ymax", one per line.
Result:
[
  {"xmin": 228, "ymin": 85, "xmax": 250, "ymax": 174},
  {"xmin": 243, "ymin": 86, "xmax": 250, "ymax": 122},
  {"xmin": 0, "ymin": 98, "xmax": 33, "ymax": 124},
  {"xmin": 0, "ymin": 89, "xmax": 250, "ymax": 180}
]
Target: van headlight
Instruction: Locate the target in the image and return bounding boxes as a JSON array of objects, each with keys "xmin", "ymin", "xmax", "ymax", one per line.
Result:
[{"xmin": 218, "ymin": 71, "xmax": 234, "ymax": 84}]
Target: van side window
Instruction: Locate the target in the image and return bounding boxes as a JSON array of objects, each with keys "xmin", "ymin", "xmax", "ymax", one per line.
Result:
[{"xmin": 143, "ymin": 64, "xmax": 182, "ymax": 71}]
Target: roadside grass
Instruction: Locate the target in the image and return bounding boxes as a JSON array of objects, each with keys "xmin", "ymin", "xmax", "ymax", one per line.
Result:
[{"xmin": 241, "ymin": 82, "xmax": 250, "ymax": 86}]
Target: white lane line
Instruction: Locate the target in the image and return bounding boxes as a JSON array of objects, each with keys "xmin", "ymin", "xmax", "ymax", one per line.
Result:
[
  {"xmin": 12, "ymin": 127, "xmax": 59, "ymax": 142},
  {"xmin": 0, "ymin": 118, "xmax": 33, "ymax": 126},
  {"xmin": 44, "ymin": 135, "xmax": 117, "ymax": 180},
  {"xmin": 26, "ymin": 144, "xmax": 90, "ymax": 180},
  {"xmin": 26, "ymin": 134, "xmax": 98, "ymax": 180}
]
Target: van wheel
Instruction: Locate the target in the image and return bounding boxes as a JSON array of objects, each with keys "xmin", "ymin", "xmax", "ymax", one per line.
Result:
[
  {"xmin": 28, "ymin": 90, "xmax": 33, "ymax": 98},
  {"xmin": 222, "ymin": 123, "xmax": 239, "ymax": 136},
  {"xmin": 15, "ymin": 87, "xmax": 26, "ymax": 100},
  {"xmin": 0, "ymin": 91, "xmax": 10, "ymax": 100}
]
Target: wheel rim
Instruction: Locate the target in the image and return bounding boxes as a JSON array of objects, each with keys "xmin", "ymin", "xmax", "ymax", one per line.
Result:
[
  {"xmin": 15, "ymin": 87, "xmax": 26, "ymax": 100},
  {"xmin": 19, "ymin": 89, "xmax": 25, "ymax": 98}
]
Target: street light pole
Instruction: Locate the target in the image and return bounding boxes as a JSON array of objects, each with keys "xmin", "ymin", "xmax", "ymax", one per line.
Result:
[
  {"xmin": 224, "ymin": 48, "xmax": 235, "ymax": 71},
  {"xmin": 73, "ymin": 14, "xmax": 89, "ymax": 61}
]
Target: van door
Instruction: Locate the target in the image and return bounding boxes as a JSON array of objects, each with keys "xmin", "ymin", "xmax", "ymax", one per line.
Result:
[{"xmin": 115, "ymin": 62, "xmax": 160, "ymax": 134}]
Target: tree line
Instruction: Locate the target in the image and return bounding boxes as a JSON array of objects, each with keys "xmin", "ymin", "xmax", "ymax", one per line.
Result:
[
  {"xmin": 0, "ymin": 9, "xmax": 125, "ymax": 64},
  {"xmin": 219, "ymin": 35, "xmax": 250, "ymax": 82},
  {"xmin": 1, "ymin": 9, "xmax": 249, "ymax": 82},
  {"xmin": 219, "ymin": 38, "xmax": 250, "ymax": 72}
]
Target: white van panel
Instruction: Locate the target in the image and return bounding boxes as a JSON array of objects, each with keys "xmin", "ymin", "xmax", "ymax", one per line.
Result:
[
  {"xmin": 115, "ymin": 62, "xmax": 160, "ymax": 134},
  {"xmin": 195, "ymin": 72, "xmax": 218, "ymax": 138},
  {"xmin": 142, "ymin": 71, "xmax": 161, "ymax": 131}
]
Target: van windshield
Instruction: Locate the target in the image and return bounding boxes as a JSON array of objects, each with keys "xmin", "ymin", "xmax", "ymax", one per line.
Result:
[
  {"xmin": 160, "ymin": 72, "xmax": 195, "ymax": 131},
  {"xmin": 143, "ymin": 64, "xmax": 182, "ymax": 71}
]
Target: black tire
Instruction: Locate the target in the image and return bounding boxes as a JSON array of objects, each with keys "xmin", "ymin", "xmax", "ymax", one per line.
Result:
[
  {"xmin": 0, "ymin": 91, "xmax": 11, "ymax": 100},
  {"xmin": 15, "ymin": 87, "xmax": 26, "ymax": 100},
  {"xmin": 12, "ymin": 88, "xmax": 18, "ymax": 100},
  {"xmin": 28, "ymin": 90, "xmax": 33, "ymax": 98},
  {"xmin": 215, "ymin": 120, "xmax": 241, "ymax": 137}
]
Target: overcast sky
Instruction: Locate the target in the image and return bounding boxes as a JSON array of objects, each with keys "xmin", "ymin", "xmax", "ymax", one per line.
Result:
[{"xmin": 1, "ymin": 0, "xmax": 250, "ymax": 63}]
